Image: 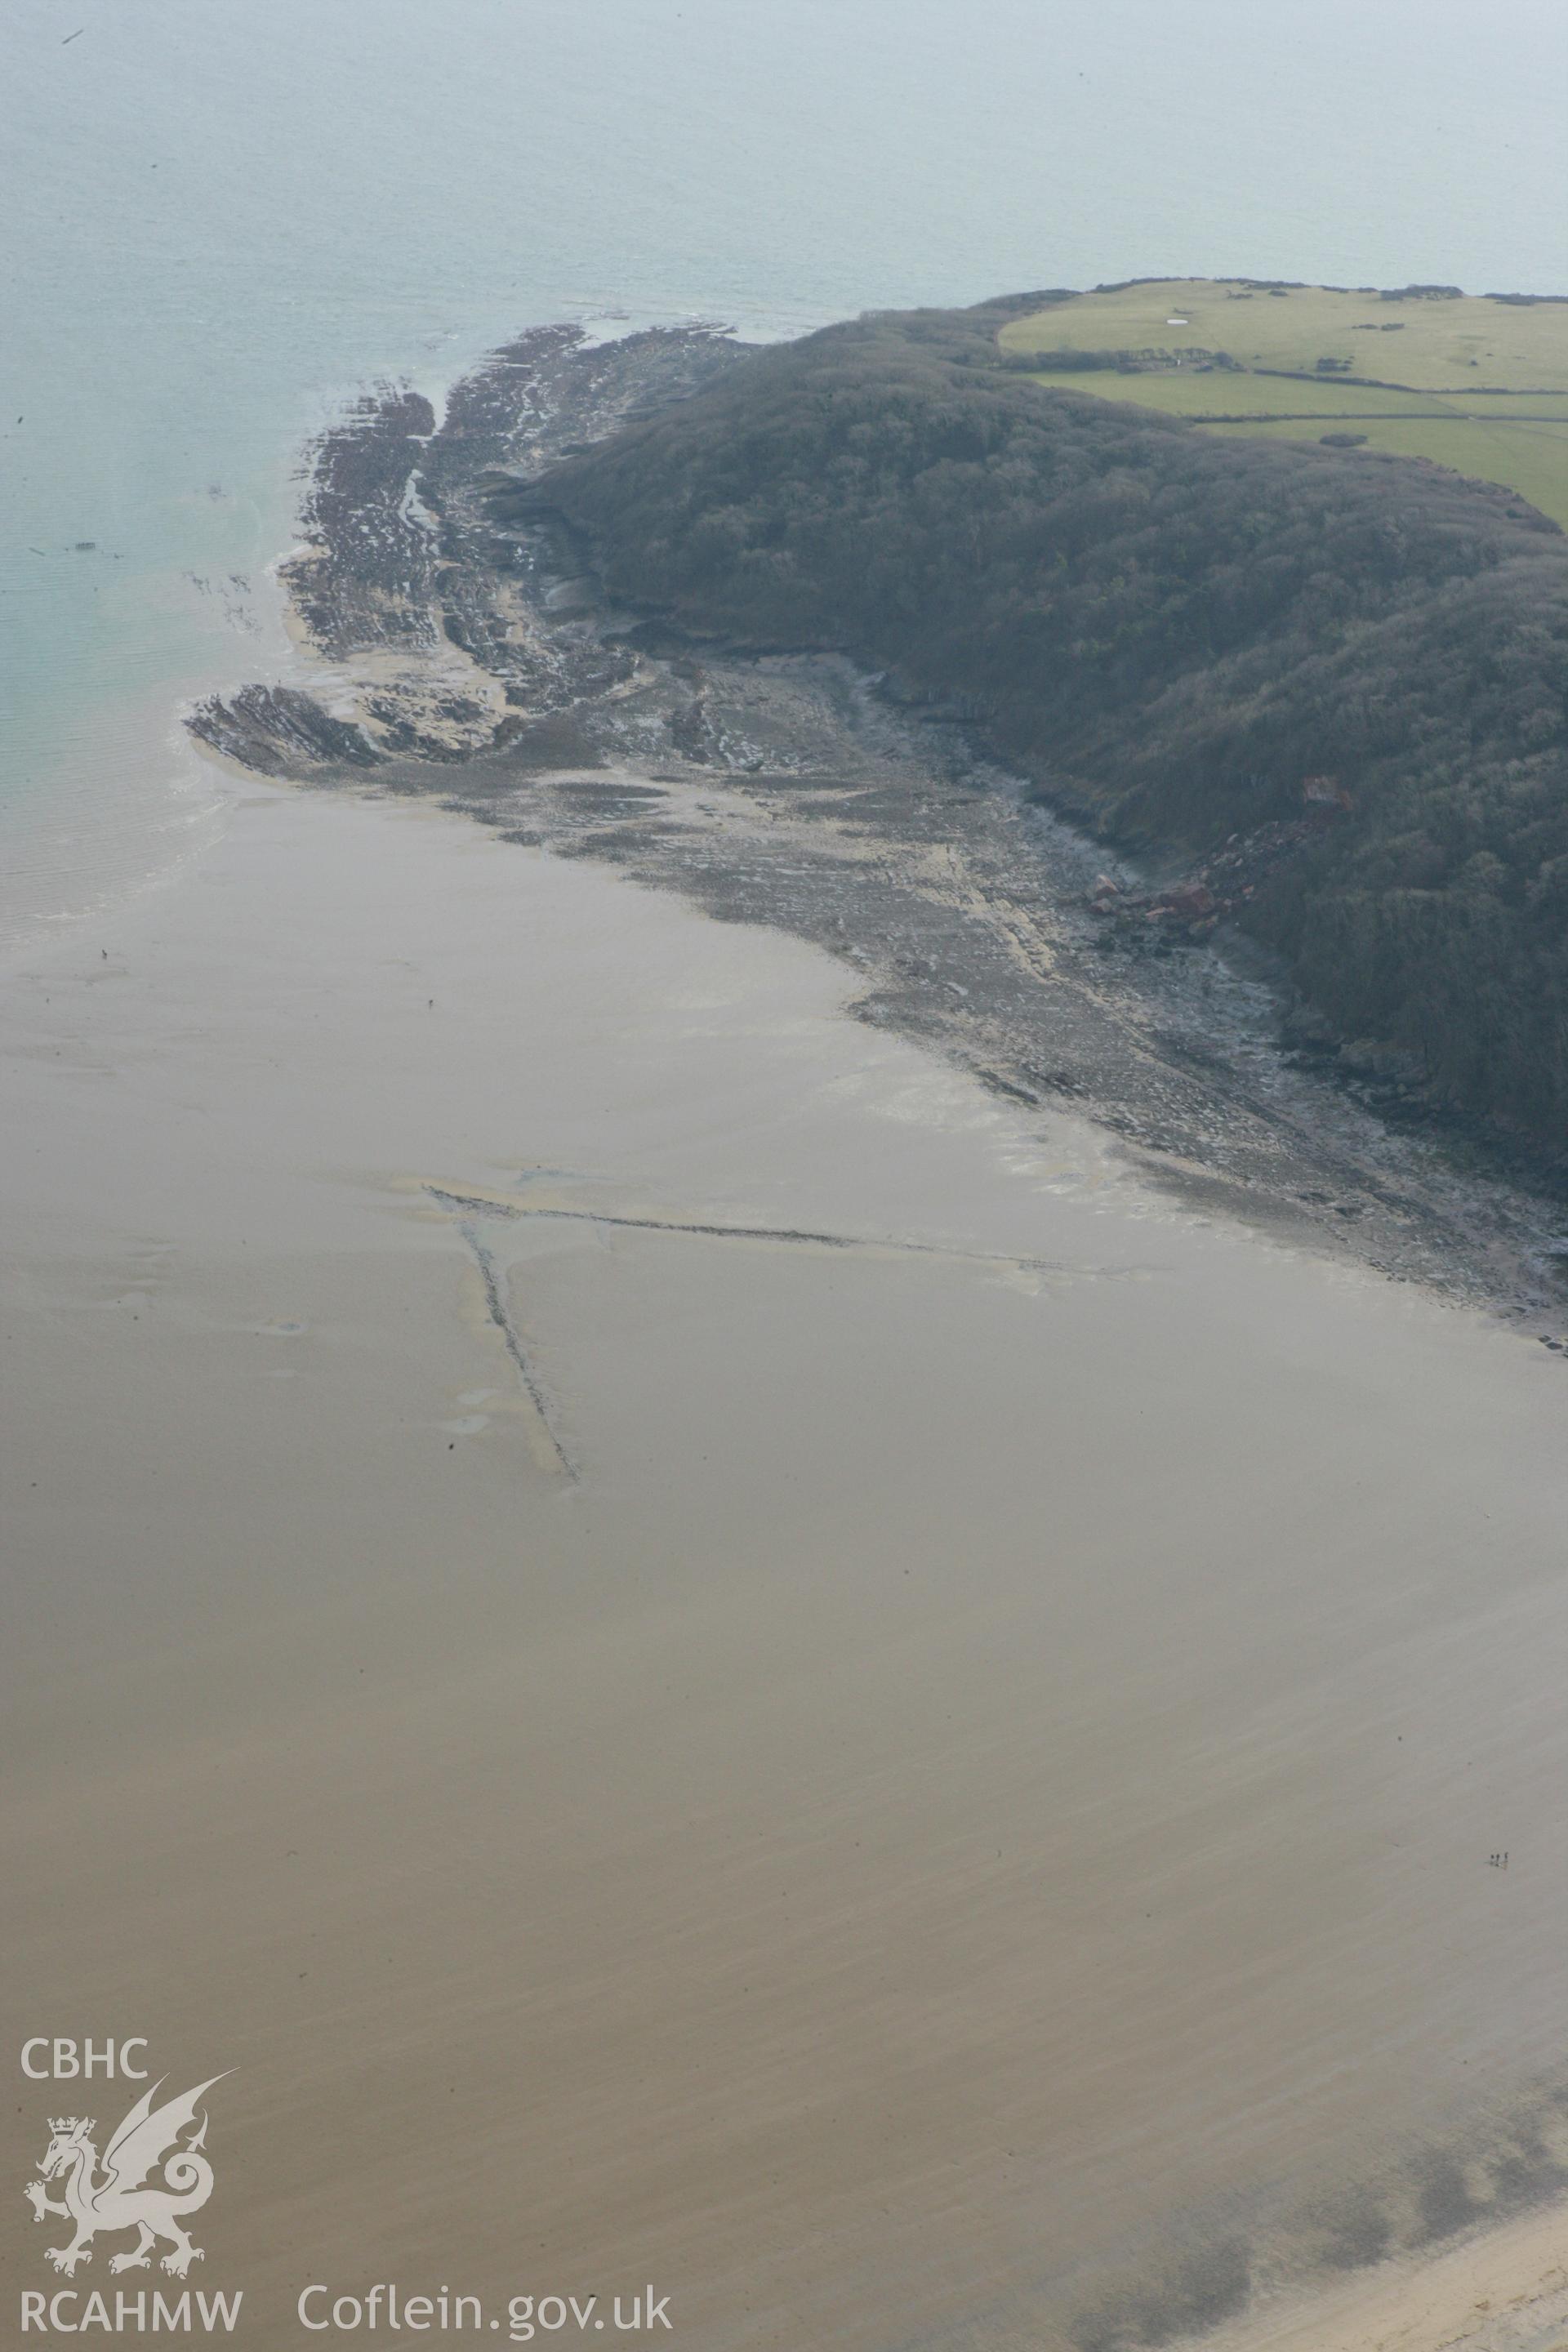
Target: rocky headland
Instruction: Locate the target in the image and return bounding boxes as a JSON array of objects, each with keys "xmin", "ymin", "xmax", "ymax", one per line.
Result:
[{"xmin": 190, "ymin": 316, "xmax": 1568, "ymax": 1330}]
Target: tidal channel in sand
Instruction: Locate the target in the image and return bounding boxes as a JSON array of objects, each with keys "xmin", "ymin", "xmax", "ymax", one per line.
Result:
[{"xmin": 5, "ymin": 784, "xmax": 1568, "ymax": 2350}]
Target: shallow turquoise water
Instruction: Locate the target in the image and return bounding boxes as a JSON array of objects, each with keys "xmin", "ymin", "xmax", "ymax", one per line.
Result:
[{"xmin": 5, "ymin": 0, "xmax": 1566, "ymax": 948}]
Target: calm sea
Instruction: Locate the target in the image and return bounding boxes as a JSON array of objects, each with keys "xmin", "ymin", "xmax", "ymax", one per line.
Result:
[{"xmin": 5, "ymin": 0, "xmax": 1566, "ymax": 953}]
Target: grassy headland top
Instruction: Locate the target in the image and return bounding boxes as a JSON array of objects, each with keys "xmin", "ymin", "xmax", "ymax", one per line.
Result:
[
  {"xmin": 1000, "ymin": 278, "xmax": 1568, "ymax": 528},
  {"xmin": 509, "ymin": 296, "xmax": 1568, "ymax": 1151}
]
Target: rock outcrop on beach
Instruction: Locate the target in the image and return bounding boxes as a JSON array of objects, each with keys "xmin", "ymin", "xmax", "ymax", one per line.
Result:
[{"xmin": 189, "ymin": 681, "xmax": 383, "ymax": 771}]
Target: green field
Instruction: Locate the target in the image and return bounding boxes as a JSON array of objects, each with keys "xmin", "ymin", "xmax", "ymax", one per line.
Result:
[{"xmin": 1000, "ymin": 279, "xmax": 1568, "ymax": 523}]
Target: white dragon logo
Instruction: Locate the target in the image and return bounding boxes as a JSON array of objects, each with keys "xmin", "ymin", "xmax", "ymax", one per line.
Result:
[{"xmin": 24, "ymin": 2076, "xmax": 229, "ymax": 2278}]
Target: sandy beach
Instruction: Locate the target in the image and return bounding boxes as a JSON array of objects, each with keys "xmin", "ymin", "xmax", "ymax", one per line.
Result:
[{"xmin": 6, "ymin": 776, "xmax": 1568, "ymax": 2349}]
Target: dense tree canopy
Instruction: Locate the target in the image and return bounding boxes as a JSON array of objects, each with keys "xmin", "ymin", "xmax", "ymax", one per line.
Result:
[{"xmin": 501, "ymin": 302, "xmax": 1568, "ymax": 1146}]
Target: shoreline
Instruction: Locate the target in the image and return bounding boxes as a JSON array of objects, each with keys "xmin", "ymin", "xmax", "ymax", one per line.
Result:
[{"xmin": 1200, "ymin": 2196, "xmax": 1568, "ymax": 2352}]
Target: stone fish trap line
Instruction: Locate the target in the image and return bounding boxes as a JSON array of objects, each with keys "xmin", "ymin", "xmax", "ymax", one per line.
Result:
[
  {"xmin": 425, "ymin": 1183, "xmax": 1094, "ymax": 1276},
  {"xmin": 426, "ymin": 1184, "xmax": 1133, "ymax": 1484},
  {"xmin": 452, "ymin": 1214, "xmax": 577, "ymax": 1481}
]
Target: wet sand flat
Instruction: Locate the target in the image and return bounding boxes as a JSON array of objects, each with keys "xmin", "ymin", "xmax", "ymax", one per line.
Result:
[{"xmin": 5, "ymin": 786, "xmax": 1568, "ymax": 2350}]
